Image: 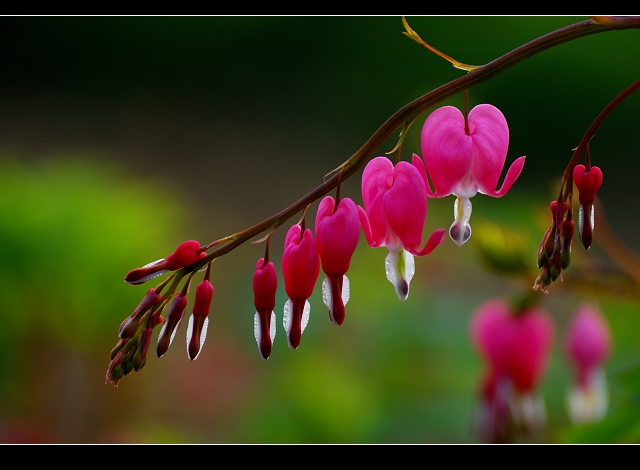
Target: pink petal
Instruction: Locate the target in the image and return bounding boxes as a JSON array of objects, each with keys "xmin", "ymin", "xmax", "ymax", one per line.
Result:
[
  {"xmin": 382, "ymin": 161, "xmax": 426, "ymax": 251},
  {"xmin": 421, "ymin": 106, "xmax": 473, "ymax": 197}
]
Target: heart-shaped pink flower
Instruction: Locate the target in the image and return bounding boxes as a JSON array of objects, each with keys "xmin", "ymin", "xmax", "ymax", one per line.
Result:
[
  {"xmin": 420, "ymin": 104, "xmax": 525, "ymax": 246},
  {"xmin": 358, "ymin": 155, "xmax": 445, "ymax": 301}
]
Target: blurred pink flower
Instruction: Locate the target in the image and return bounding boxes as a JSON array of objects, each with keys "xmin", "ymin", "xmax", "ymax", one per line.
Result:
[
  {"xmin": 315, "ymin": 195, "xmax": 360, "ymax": 326},
  {"xmin": 565, "ymin": 302, "xmax": 612, "ymax": 423},
  {"xmin": 358, "ymin": 155, "xmax": 445, "ymax": 301},
  {"xmin": 420, "ymin": 104, "xmax": 525, "ymax": 246},
  {"xmin": 471, "ymin": 298, "xmax": 554, "ymax": 442}
]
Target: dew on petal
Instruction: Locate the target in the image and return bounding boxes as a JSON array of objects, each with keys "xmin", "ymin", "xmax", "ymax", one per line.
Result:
[
  {"xmin": 301, "ymin": 300, "xmax": 310, "ymax": 333},
  {"xmin": 385, "ymin": 249, "xmax": 415, "ymax": 301},
  {"xmin": 342, "ymin": 275, "xmax": 350, "ymax": 305},
  {"xmin": 253, "ymin": 312, "xmax": 261, "ymax": 344},
  {"xmin": 185, "ymin": 315, "xmax": 209, "ymax": 360},
  {"xmin": 253, "ymin": 311, "xmax": 277, "ymax": 351},
  {"xmin": 321, "ymin": 277, "xmax": 332, "ymax": 309},
  {"xmin": 142, "ymin": 258, "xmax": 165, "ymax": 269},
  {"xmin": 269, "ymin": 311, "xmax": 276, "ymax": 343},
  {"xmin": 578, "ymin": 205, "xmax": 584, "ymax": 239},
  {"xmin": 125, "ymin": 269, "xmax": 168, "ymax": 285},
  {"xmin": 186, "ymin": 314, "xmax": 194, "ymax": 344},
  {"xmin": 322, "ymin": 275, "xmax": 350, "ymax": 311},
  {"xmin": 283, "ymin": 299, "xmax": 292, "ymax": 337}
]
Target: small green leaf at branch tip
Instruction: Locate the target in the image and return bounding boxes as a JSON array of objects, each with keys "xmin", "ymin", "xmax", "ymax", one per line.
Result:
[
  {"xmin": 401, "ymin": 16, "xmax": 481, "ymax": 73},
  {"xmin": 591, "ymin": 16, "xmax": 640, "ymax": 29},
  {"xmin": 386, "ymin": 118, "xmax": 417, "ymax": 156}
]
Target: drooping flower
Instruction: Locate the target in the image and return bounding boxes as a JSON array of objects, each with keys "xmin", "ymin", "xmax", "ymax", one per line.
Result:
[
  {"xmin": 156, "ymin": 292, "xmax": 188, "ymax": 358},
  {"xmin": 564, "ymin": 302, "xmax": 612, "ymax": 424},
  {"xmin": 358, "ymin": 155, "xmax": 445, "ymax": 301},
  {"xmin": 282, "ymin": 224, "xmax": 320, "ymax": 349},
  {"xmin": 124, "ymin": 240, "xmax": 207, "ymax": 285},
  {"xmin": 253, "ymin": 257, "xmax": 278, "ymax": 360},
  {"xmin": 186, "ymin": 266, "xmax": 214, "ymax": 360},
  {"xmin": 420, "ymin": 104, "xmax": 526, "ymax": 246},
  {"xmin": 471, "ymin": 298, "xmax": 554, "ymax": 442},
  {"xmin": 315, "ymin": 195, "xmax": 360, "ymax": 326},
  {"xmin": 573, "ymin": 164, "xmax": 603, "ymax": 250}
]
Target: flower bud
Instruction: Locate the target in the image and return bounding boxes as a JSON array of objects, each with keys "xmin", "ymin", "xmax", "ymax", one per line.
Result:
[
  {"xmin": 124, "ymin": 240, "xmax": 206, "ymax": 285},
  {"xmin": 118, "ymin": 288, "xmax": 162, "ymax": 339},
  {"xmin": 282, "ymin": 224, "xmax": 320, "ymax": 349},
  {"xmin": 186, "ymin": 278, "xmax": 214, "ymax": 360},
  {"xmin": 157, "ymin": 293, "xmax": 188, "ymax": 358},
  {"xmin": 573, "ymin": 164, "xmax": 602, "ymax": 250},
  {"xmin": 253, "ymin": 258, "xmax": 278, "ymax": 360}
]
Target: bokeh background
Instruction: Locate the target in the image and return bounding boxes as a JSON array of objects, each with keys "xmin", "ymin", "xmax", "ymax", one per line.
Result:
[{"xmin": 0, "ymin": 15, "xmax": 639, "ymax": 443}]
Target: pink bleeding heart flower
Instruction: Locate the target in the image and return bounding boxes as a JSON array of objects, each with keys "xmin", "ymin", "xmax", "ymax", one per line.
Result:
[
  {"xmin": 564, "ymin": 302, "xmax": 612, "ymax": 423},
  {"xmin": 253, "ymin": 257, "xmax": 278, "ymax": 360},
  {"xmin": 156, "ymin": 292, "xmax": 188, "ymax": 358},
  {"xmin": 186, "ymin": 271, "xmax": 214, "ymax": 360},
  {"xmin": 420, "ymin": 104, "xmax": 526, "ymax": 246},
  {"xmin": 315, "ymin": 196, "xmax": 360, "ymax": 326},
  {"xmin": 358, "ymin": 155, "xmax": 445, "ymax": 301},
  {"xmin": 471, "ymin": 298, "xmax": 554, "ymax": 441},
  {"xmin": 573, "ymin": 164, "xmax": 603, "ymax": 250},
  {"xmin": 282, "ymin": 224, "xmax": 320, "ymax": 349},
  {"xmin": 124, "ymin": 240, "xmax": 207, "ymax": 285}
]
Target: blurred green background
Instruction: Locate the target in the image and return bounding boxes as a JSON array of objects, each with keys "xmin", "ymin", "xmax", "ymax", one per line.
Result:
[{"xmin": 0, "ymin": 15, "xmax": 639, "ymax": 443}]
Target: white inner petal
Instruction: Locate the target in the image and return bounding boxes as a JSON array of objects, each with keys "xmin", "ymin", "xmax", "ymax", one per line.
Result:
[
  {"xmin": 342, "ymin": 275, "xmax": 350, "ymax": 305},
  {"xmin": 142, "ymin": 258, "xmax": 164, "ymax": 268},
  {"xmin": 185, "ymin": 315, "xmax": 209, "ymax": 360},
  {"xmin": 385, "ymin": 249, "xmax": 414, "ymax": 301},
  {"xmin": 301, "ymin": 300, "xmax": 310, "ymax": 333},
  {"xmin": 321, "ymin": 277, "xmax": 331, "ymax": 309},
  {"xmin": 283, "ymin": 299, "xmax": 292, "ymax": 337},
  {"xmin": 126, "ymin": 269, "xmax": 167, "ymax": 285},
  {"xmin": 269, "ymin": 311, "xmax": 276, "ymax": 343}
]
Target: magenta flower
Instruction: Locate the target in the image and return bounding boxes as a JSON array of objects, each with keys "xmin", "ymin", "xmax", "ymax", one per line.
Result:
[
  {"xmin": 124, "ymin": 240, "xmax": 207, "ymax": 285},
  {"xmin": 253, "ymin": 257, "xmax": 278, "ymax": 360},
  {"xmin": 471, "ymin": 298, "xmax": 554, "ymax": 441},
  {"xmin": 565, "ymin": 302, "xmax": 612, "ymax": 423},
  {"xmin": 186, "ymin": 276, "xmax": 214, "ymax": 360},
  {"xmin": 358, "ymin": 155, "xmax": 445, "ymax": 301},
  {"xmin": 420, "ymin": 104, "xmax": 526, "ymax": 246},
  {"xmin": 282, "ymin": 224, "xmax": 320, "ymax": 349},
  {"xmin": 315, "ymin": 196, "xmax": 360, "ymax": 326}
]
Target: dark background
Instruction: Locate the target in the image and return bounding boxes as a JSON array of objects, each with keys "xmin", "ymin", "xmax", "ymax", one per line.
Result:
[{"xmin": 0, "ymin": 16, "xmax": 638, "ymax": 443}]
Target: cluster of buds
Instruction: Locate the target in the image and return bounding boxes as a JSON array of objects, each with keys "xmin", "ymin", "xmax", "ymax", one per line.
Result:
[
  {"xmin": 106, "ymin": 240, "xmax": 214, "ymax": 386},
  {"xmin": 470, "ymin": 298, "xmax": 554, "ymax": 443},
  {"xmin": 534, "ymin": 200, "xmax": 574, "ymax": 293},
  {"xmin": 534, "ymin": 156, "xmax": 603, "ymax": 293}
]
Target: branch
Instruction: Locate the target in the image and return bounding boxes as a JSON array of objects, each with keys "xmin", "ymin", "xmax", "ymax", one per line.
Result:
[{"xmin": 192, "ymin": 18, "xmax": 636, "ymax": 272}]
